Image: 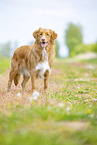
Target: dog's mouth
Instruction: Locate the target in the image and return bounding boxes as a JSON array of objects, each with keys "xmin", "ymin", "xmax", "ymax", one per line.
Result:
[{"xmin": 41, "ymin": 41, "xmax": 48, "ymax": 48}]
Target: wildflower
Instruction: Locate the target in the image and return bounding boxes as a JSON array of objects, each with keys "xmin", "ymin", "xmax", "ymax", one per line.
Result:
[
  {"xmin": 87, "ymin": 110, "xmax": 92, "ymax": 114},
  {"xmin": 58, "ymin": 103, "xmax": 64, "ymax": 108},
  {"xmin": 66, "ymin": 107, "xmax": 71, "ymax": 111},
  {"xmin": 86, "ymin": 65, "xmax": 95, "ymax": 70},
  {"xmin": 92, "ymin": 98, "xmax": 97, "ymax": 101},
  {"xmin": 90, "ymin": 114, "xmax": 94, "ymax": 118},
  {"xmin": 84, "ymin": 99, "xmax": 88, "ymax": 102},
  {"xmin": 47, "ymin": 106, "xmax": 52, "ymax": 110},
  {"xmin": 84, "ymin": 73, "xmax": 89, "ymax": 77},
  {"xmin": 89, "ymin": 104, "xmax": 92, "ymax": 108}
]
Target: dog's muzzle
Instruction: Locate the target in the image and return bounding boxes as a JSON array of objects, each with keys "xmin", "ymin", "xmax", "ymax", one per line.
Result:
[{"xmin": 41, "ymin": 41, "xmax": 48, "ymax": 48}]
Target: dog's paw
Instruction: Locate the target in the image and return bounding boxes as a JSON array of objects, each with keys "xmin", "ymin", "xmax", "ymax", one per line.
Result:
[
  {"xmin": 44, "ymin": 88, "xmax": 49, "ymax": 94},
  {"xmin": 33, "ymin": 91, "xmax": 39, "ymax": 97},
  {"xmin": 16, "ymin": 92, "xmax": 22, "ymax": 98},
  {"xmin": 29, "ymin": 91, "xmax": 39, "ymax": 102}
]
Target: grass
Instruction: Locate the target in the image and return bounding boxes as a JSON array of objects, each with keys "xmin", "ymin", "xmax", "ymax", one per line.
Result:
[
  {"xmin": 0, "ymin": 57, "xmax": 10, "ymax": 74},
  {"xmin": 0, "ymin": 57, "xmax": 97, "ymax": 145},
  {"xmin": 81, "ymin": 57, "xmax": 97, "ymax": 64}
]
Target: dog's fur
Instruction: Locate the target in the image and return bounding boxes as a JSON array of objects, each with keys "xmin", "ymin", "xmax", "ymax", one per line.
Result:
[{"xmin": 7, "ymin": 28, "xmax": 57, "ymax": 96}]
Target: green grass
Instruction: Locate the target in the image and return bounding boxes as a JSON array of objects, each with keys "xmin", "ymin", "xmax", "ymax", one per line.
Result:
[
  {"xmin": 82, "ymin": 57, "xmax": 97, "ymax": 64},
  {"xmin": 0, "ymin": 105, "xmax": 97, "ymax": 145},
  {"xmin": 0, "ymin": 57, "xmax": 10, "ymax": 74},
  {"xmin": 0, "ymin": 57, "xmax": 97, "ymax": 145}
]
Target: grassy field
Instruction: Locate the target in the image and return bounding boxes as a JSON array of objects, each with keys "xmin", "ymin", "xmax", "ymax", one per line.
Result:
[
  {"xmin": 0, "ymin": 57, "xmax": 97, "ymax": 145},
  {"xmin": 0, "ymin": 57, "xmax": 10, "ymax": 74}
]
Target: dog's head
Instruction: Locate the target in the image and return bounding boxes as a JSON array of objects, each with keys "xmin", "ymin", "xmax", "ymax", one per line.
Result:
[{"xmin": 33, "ymin": 28, "xmax": 57, "ymax": 48}]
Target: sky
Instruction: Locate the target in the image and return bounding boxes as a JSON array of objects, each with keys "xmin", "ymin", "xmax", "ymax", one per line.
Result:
[{"xmin": 0, "ymin": 0, "xmax": 97, "ymax": 57}]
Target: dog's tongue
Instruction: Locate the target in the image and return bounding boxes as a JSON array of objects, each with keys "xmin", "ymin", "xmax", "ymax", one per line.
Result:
[{"xmin": 41, "ymin": 43, "xmax": 47, "ymax": 48}]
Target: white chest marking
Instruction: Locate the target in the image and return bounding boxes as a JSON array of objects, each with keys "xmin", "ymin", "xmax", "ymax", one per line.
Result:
[{"xmin": 36, "ymin": 48, "xmax": 50, "ymax": 78}]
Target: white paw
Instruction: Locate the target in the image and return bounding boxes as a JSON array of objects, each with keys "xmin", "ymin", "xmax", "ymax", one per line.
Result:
[
  {"xmin": 16, "ymin": 92, "xmax": 22, "ymax": 98},
  {"xmin": 33, "ymin": 91, "xmax": 39, "ymax": 98},
  {"xmin": 29, "ymin": 91, "xmax": 39, "ymax": 102}
]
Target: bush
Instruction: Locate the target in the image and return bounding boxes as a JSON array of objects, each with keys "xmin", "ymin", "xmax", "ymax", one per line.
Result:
[{"xmin": 71, "ymin": 43, "xmax": 97, "ymax": 56}]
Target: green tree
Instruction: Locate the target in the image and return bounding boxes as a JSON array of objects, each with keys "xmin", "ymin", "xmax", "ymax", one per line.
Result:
[
  {"xmin": 65, "ymin": 23, "xmax": 83, "ymax": 56},
  {"xmin": 55, "ymin": 40, "xmax": 60, "ymax": 58}
]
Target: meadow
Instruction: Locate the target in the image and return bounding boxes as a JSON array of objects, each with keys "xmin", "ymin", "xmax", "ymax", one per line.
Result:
[
  {"xmin": 0, "ymin": 57, "xmax": 97, "ymax": 145},
  {"xmin": 0, "ymin": 57, "xmax": 10, "ymax": 74}
]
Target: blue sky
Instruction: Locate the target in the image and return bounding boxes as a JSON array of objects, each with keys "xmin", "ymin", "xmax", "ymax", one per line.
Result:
[{"xmin": 0, "ymin": 0, "xmax": 97, "ymax": 56}]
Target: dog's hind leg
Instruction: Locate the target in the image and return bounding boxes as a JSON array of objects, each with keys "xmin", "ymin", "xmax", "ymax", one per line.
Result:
[
  {"xmin": 14, "ymin": 73, "xmax": 20, "ymax": 86},
  {"xmin": 7, "ymin": 66, "xmax": 18, "ymax": 92},
  {"xmin": 21, "ymin": 75, "xmax": 30, "ymax": 92}
]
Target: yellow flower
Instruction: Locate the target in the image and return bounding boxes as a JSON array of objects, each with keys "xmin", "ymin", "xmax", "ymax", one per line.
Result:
[{"xmin": 87, "ymin": 110, "xmax": 92, "ymax": 114}]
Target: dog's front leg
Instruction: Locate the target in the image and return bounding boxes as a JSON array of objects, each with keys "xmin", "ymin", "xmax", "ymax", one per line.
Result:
[
  {"xmin": 30, "ymin": 70, "xmax": 36, "ymax": 93},
  {"xmin": 44, "ymin": 70, "xmax": 50, "ymax": 91},
  {"xmin": 30, "ymin": 70, "xmax": 39, "ymax": 98}
]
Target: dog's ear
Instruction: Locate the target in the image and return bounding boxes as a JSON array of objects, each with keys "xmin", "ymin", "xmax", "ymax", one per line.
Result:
[
  {"xmin": 33, "ymin": 28, "xmax": 42, "ymax": 39},
  {"xmin": 33, "ymin": 29, "xmax": 39, "ymax": 39},
  {"xmin": 51, "ymin": 30, "xmax": 57, "ymax": 42}
]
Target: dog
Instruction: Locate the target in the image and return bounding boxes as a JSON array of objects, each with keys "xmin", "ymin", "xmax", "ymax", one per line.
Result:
[{"xmin": 7, "ymin": 27, "xmax": 57, "ymax": 97}]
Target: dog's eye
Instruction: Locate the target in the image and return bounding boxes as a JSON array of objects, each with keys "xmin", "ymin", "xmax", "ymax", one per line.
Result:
[
  {"xmin": 40, "ymin": 33, "xmax": 42, "ymax": 35},
  {"xmin": 47, "ymin": 33, "xmax": 49, "ymax": 36}
]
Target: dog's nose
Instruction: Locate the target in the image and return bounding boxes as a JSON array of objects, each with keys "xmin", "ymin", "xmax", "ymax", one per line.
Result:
[
  {"xmin": 41, "ymin": 36, "xmax": 45, "ymax": 41},
  {"xmin": 42, "ymin": 38, "xmax": 45, "ymax": 41}
]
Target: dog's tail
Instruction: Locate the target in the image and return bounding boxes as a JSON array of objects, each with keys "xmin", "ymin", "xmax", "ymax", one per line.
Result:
[{"xmin": 14, "ymin": 73, "xmax": 20, "ymax": 86}]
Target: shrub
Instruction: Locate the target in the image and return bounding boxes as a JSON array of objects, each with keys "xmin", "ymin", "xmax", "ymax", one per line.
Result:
[{"xmin": 71, "ymin": 43, "xmax": 97, "ymax": 56}]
